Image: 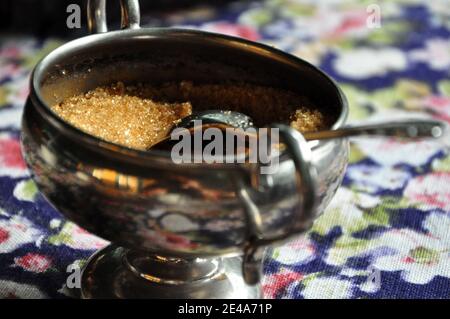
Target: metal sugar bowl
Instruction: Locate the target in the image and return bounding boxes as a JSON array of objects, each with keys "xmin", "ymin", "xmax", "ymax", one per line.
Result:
[{"xmin": 21, "ymin": 0, "xmax": 349, "ymax": 298}]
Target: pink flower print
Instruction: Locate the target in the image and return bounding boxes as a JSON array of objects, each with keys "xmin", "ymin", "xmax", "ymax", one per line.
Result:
[
  {"xmin": 0, "ymin": 46, "xmax": 21, "ymax": 59},
  {"xmin": 0, "ymin": 137, "xmax": 26, "ymax": 170},
  {"xmin": 404, "ymin": 172, "xmax": 450, "ymax": 211},
  {"xmin": 263, "ymin": 270, "xmax": 303, "ymax": 299},
  {"xmin": 422, "ymin": 95, "xmax": 450, "ymax": 123},
  {"xmin": 0, "ymin": 64, "xmax": 21, "ymax": 81},
  {"xmin": 0, "ymin": 216, "xmax": 42, "ymax": 253},
  {"xmin": 0, "ymin": 135, "xmax": 29, "ymax": 177},
  {"xmin": 201, "ymin": 22, "xmax": 260, "ymax": 41},
  {"xmin": 15, "ymin": 253, "xmax": 52, "ymax": 273},
  {"xmin": 331, "ymin": 10, "xmax": 370, "ymax": 39},
  {"xmin": 371, "ymin": 216, "xmax": 450, "ymax": 285},
  {"xmin": 0, "ymin": 227, "xmax": 10, "ymax": 244}
]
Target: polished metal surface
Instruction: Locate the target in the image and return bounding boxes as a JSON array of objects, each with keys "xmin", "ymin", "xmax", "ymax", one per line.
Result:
[
  {"xmin": 303, "ymin": 119, "xmax": 447, "ymax": 141},
  {"xmin": 23, "ymin": 28, "xmax": 349, "ymax": 256},
  {"xmin": 81, "ymin": 245, "xmax": 260, "ymax": 299},
  {"xmin": 87, "ymin": 0, "xmax": 140, "ymax": 33},
  {"xmin": 21, "ymin": 0, "xmax": 350, "ymax": 298},
  {"xmin": 175, "ymin": 110, "xmax": 255, "ymax": 130}
]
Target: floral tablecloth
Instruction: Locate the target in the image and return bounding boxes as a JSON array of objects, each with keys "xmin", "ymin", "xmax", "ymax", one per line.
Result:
[{"xmin": 1, "ymin": 0, "xmax": 450, "ymax": 299}]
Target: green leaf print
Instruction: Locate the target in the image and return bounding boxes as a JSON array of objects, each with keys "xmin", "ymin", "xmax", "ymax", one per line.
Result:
[
  {"xmin": 48, "ymin": 222, "xmax": 76, "ymax": 246},
  {"xmin": 432, "ymin": 154, "xmax": 450, "ymax": 172},
  {"xmin": 13, "ymin": 179, "xmax": 38, "ymax": 202},
  {"xmin": 366, "ymin": 21, "xmax": 411, "ymax": 46},
  {"xmin": 311, "ymin": 204, "xmax": 370, "ymax": 236},
  {"xmin": 311, "ymin": 192, "xmax": 399, "ymax": 237},
  {"xmin": 437, "ymin": 80, "xmax": 450, "ymax": 97},
  {"xmin": 408, "ymin": 247, "xmax": 440, "ymax": 265},
  {"xmin": 0, "ymin": 87, "xmax": 8, "ymax": 107},
  {"xmin": 371, "ymin": 79, "xmax": 431, "ymax": 111},
  {"xmin": 348, "ymin": 143, "xmax": 366, "ymax": 164},
  {"xmin": 340, "ymin": 84, "xmax": 373, "ymax": 121},
  {"xmin": 325, "ymin": 236, "xmax": 370, "ymax": 266},
  {"xmin": 238, "ymin": 8, "xmax": 273, "ymax": 27},
  {"xmin": 361, "ymin": 203, "xmax": 390, "ymax": 226},
  {"xmin": 298, "ymin": 272, "xmax": 323, "ymax": 286},
  {"xmin": 270, "ymin": 0, "xmax": 316, "ymax": 17}
]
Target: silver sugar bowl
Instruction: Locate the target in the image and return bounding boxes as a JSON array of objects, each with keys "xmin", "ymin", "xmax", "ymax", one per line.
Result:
[{"xmin": 21, "ymin": 0, "xmax": 348, "ymax": 298}]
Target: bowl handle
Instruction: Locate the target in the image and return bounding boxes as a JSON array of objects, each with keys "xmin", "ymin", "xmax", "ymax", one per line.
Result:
[
  {"xmin": 274, "ymin": 124, "xmax": 318, "ymax": 232},
  {"xmin": 237, "ymin": 124, "xmax": 318, "ymax": 285},
  {"xmin": 87, "ymin": 0, "xmax": 141, "ymax": 33}
]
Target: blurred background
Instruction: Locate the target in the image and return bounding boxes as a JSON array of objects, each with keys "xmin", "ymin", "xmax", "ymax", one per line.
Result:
[{"xmin": 0, "ymin": 0, "xmax": 241, "ymax": 37}]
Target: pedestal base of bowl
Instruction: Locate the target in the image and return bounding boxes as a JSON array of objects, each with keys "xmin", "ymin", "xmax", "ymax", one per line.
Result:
[{"xmin": 80, "ymin": 244, "xmax": 261, "ymax": 299}]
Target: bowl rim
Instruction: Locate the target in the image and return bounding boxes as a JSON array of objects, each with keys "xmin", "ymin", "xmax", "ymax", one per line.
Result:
[{"xmin": 29, "ymin": 27, "xmax": 349, "ymax": 169}]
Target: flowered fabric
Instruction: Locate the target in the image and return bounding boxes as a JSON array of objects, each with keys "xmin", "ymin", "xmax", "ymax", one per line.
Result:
[{"xmin": 1, "ymin": 0, "xmax": 450, "ymax": 298}]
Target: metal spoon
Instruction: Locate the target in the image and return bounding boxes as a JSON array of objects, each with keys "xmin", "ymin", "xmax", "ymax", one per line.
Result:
[
  {"xmin": 151, "ymin": 110, "xmax": 254, "ymax": 151},
  {"xmin": 151, "ymin": 110, "xmax": 447, "ymax": 150},
  {"xmin": 174, "ymin": 110, "xmax": 446, "ymax": 140},
  {"xmin": 173, "ymin": 110, "xmax": 254, "ymax": 130},
  {"xmin": 303, "ymin": 120, "xmax": 447, "ymax": 140}
]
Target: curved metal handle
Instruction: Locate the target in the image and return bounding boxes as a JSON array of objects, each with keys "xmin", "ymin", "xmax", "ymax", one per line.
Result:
[
  {"xmin": 87, "ymin": 0, "xmax": 141, "ymax": 34},
  {"xmin": 238, "ymin": 124, "xmax": 318, "ymax": 285},
  {"xmin": 274, "ymin": 124, "xmax": 318, "ymax": 232}
]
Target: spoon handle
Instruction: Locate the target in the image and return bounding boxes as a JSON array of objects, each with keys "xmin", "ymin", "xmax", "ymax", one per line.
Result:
[{"xmin": 303, "ymin": 120, "xmax": 447, "ymax": 141}]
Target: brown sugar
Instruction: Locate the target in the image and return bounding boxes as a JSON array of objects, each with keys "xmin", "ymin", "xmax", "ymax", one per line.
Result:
[
  {"xmin": 51, "ymin": 81, "xmax": 330, "ymax": 150},
  {"xmin": 289, "ymin": 107, "xmax": 327, "ymax": 133},
  {"xmin": 51, "ymin": 82, "xmax": 192, "ymax": 150}
]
